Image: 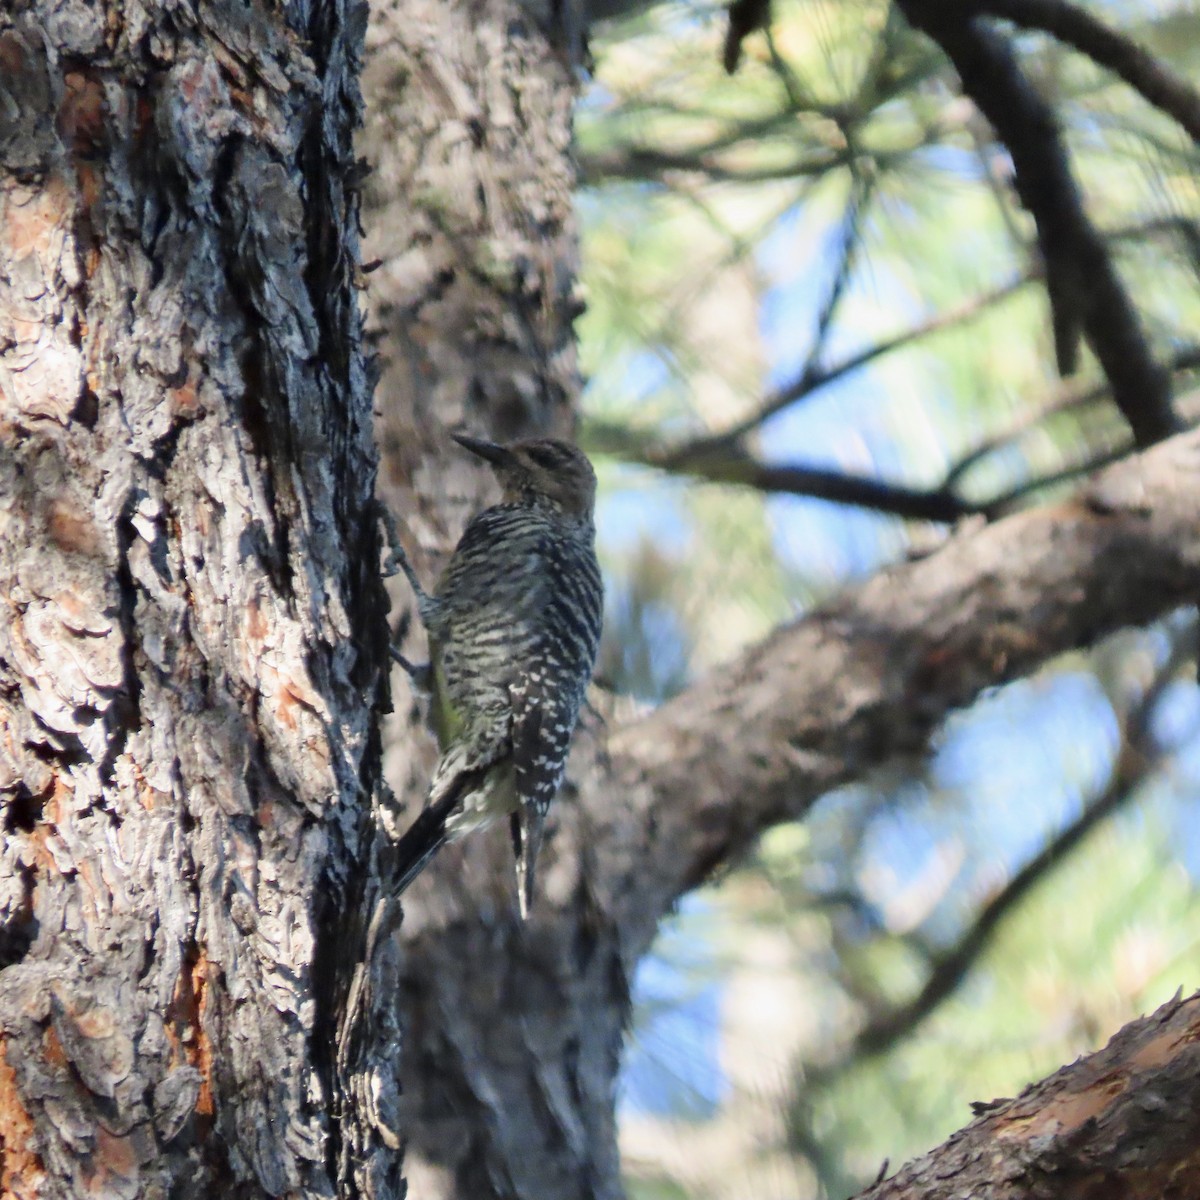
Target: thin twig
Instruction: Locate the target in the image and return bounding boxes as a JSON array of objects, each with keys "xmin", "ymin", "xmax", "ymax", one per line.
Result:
[
  {"xmin": 578, "ymin": 144, "xmax": 863, "ymax": 187},
  {"xmin": 799, "ymin": 166, "xmax": 877, "ymax": 391},
  {"xmin": 955, "ymin": 343, "xmax": 1200, "ymax": 504},
  {"xmin": 670, "ymin": 273, "xmax": 1035, "ymax": 455}
]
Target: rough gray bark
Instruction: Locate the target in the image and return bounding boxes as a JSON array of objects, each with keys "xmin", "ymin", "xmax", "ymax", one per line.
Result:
[{"xmin": 0, "ymin": 2, "xmax": 388, "ymax": 1196}]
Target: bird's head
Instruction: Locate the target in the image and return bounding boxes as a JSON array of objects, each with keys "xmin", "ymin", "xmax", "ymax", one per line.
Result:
[{"xmin": 452, "ymin": 434, "xmax": 597, "ymax": 521}]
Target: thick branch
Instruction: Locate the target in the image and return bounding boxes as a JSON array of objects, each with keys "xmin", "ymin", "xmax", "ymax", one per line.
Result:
[
  {"xmin": 852, "ymin": 991, "xmax": 1200, "ymax": 1199},
  {"xmin": 972, "ymin": 0, "xmax": 1200, "ymax": 143},
  {"xmin": 897, "ymin": 3, "xmax": 1178, "ymax": 447},
  {"xmin": 601, "ymin": 428, "xmax": 1200, "ymax": 938}
]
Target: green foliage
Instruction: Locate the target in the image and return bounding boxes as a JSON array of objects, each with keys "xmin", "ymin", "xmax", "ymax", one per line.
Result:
[
  {"xmin": 578, "ymin": 0, "xmax": 1200, "ymax": 1196},
  {"xmin": 803, "ymin": 821, "xmax": 1200, "ymax": 1198}
]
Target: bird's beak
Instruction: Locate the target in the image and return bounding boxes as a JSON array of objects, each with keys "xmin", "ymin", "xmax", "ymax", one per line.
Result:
[{"xmin": 452, "ymin": 433, "xmax": 511, "ymax": 466}]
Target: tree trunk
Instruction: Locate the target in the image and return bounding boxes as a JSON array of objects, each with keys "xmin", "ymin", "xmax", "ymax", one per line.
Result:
[
  {"xmin": 352, "ymin": 1, "xmax": 613, "ymax": 1196},
  {"xmin": 0, "ymin": 2, "xmax": 389, "ymax": 1196}
]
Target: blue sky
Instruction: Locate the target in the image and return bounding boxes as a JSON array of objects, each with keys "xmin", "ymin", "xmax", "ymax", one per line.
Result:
[{"xmin": 579, "ymin": 4, "xmax": 1200, "ymax": 1121}]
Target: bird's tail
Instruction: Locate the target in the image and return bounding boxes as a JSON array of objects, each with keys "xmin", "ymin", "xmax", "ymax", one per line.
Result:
[
  {"xmin": 510, "ymin": 802, "xmax": 546, "ymax": 921},
  {"xmin": 391, "ymin": 806, "xmax": 449, "ymax": 895},
  {"xmin": 389, "ymin": 766, "xmax": 488, "ymax": 897}
]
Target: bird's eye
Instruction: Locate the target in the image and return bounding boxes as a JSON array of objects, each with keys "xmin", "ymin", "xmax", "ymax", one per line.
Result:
[{"xmin": 525, "ymin": 446, "xmax": 561, "ymax": 469}]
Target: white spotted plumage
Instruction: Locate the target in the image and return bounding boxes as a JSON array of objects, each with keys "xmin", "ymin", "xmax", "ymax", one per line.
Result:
[{"xmin": 392, "ymin": 435, "xmax": 603, "ymax": 916}]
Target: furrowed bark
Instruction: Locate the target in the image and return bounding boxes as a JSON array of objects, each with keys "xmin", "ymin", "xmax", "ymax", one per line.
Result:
[
  {"xmin": 0, "ymin": 2, "xmax": 386, "ymax": 1196},
  {"xmin": 5, "ymin": 0, "xmax": 1197, "ymax": 1197}
]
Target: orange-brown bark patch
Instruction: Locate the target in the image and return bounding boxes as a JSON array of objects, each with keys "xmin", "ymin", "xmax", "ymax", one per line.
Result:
[
  {"xmin": 277, "ymin": 682, "xmax": 302, "ymax": 730},
  {"xmin": 170, "ymin": 374, "xmax": 201, "ymax": 418},
  {"xmin": 1126, "ymin": 1025, "xmax": 1193, "ymax": 1074},
  {"xmin": 84, "ymin": 1128, "xmax": 137, "ymax": 1197},
  {"xmin": 0, "ymin": 1036, "xmax": 45, "ymax": 1198},
  {"xmin": 74, "ymin": 162, "xmax": 101, "ymax": 218},
  {"xmin": 0, "ymin": 33, "xmax": 24, "ymax": 75},
  {"xmin": 41, "ymin": 1025, "xmax": 69, "ymax": 1072},
  {"xmin": 1, "ymin": 175, "xmax": 73, "ymax": 263},
  {"xmin": 192, "ymin": 952, "xmax": 216, "ymax": 1124},
  {"xmin": 57, "ymin": 72, "xmax": 106, "ymax": 153},
  {"xmin": 245, "ymin": 597, "xmax": 269, "ymax": 644},
  {"xmin": 165, "ymin": 946, "xmax": 216, "ymax": 1133}
]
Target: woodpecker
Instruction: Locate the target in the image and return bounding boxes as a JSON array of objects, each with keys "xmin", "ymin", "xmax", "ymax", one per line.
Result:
[{"xmin": 390, "ymin": 434, "xmax": 603, "ymax": 917}]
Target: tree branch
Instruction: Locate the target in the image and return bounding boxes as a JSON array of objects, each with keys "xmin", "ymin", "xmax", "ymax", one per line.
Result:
[
  {"xmin": 598, "ymin": 427, "xmax": 1200, "ymax": 944},
  {"xmin": 947, "ymin": 343, "xmax": 1200, "ymax": 496},
  {"xmin": 597, "ymin": 206, "xmax": 1198, "ymax": 517},
  {"xmin": 590, "ymin": 358, "xmax": 1200, "ymax": 530},
  {"xmin": 577, "ymin": 144, "xmax": 863, "ymax": 187},
  {"xmin": 590, "ymin": 332, "xmax": 1200, "ymax": 523},
  {"xmin": 586, "ymin": 434, "xmax": 973, "ymax": 520},
  {"xmin": 851, "ymin": 990, "xmax": 1200, "ymax": 1199},
  {"xmin": 971, "ymin": 0, "xmax": 1200, "ymax": 143},
  {"xmin": 703, "ymin": 458, "xmax": 966, "ymax": 520},
  {"xmin": 799, "ymin": 167, "xmax": 876, "ymax": 385},
  {"xmin": 896, "ymin": 2, "xmax": 1178, "ymax": 447},
  {"xmin": 585, "ymin": 275, "xmax": 1035, "ymax": 522}
]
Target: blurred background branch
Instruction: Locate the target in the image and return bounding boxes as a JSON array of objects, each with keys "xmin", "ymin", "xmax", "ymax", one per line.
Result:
[
  {"xmin": 573, "ymin": 1, "xmax": 1200, "ymax": 1196},
  {"xmin": 970, "ymin": 0, "xmax": 1200, "ymax": 142},
  {"xmin": 826, "ymin": 619, "xmax": 1195, "ymax": 1070},
  {"xmin": 897, "ymin": 0, "xmax": 1178, "ymax": 443}
]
